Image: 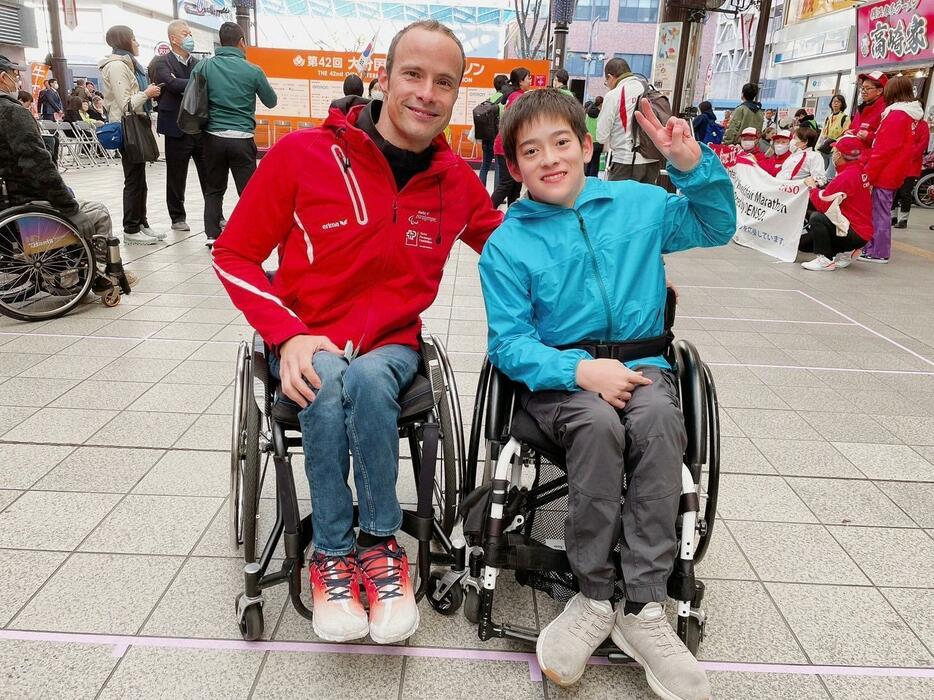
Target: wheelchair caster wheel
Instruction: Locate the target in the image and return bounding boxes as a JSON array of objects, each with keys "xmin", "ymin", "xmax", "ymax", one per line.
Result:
[
  {"xmin": 101, "ymin": 288, "xmax": 120, "ymax": 307},
  {"xmin": 426, "ymin": 572, "xmax": 463, "ymax": 616},
  {"xmin": 236, "ymin": 594, "xmax": 264, "ymax": 641},
  {"xmin": 463, "ymin": 586, "xmax": 481, "ymax": 624},
  {"xmin": 683, "ymin": 615, "xmax": 704, "ymax": 656}
]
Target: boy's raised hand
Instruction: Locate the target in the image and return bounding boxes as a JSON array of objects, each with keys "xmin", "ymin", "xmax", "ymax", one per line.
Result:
[
  {"xmin": 633, "ymin": 98, "xmax": 702, "ymax": 173},
  {"xmin": 576, "ymin": 359, "xmax": 653, "ymax": 409}
]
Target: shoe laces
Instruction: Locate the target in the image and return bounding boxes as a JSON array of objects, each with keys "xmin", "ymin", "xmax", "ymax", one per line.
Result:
[
  {"xmin": 567, "ymin": 603, "xmax": 611, "ymax": 646},
  {"xmin": 644, "ymin": 616, "xmax": 688, "ymax": 658},
  {"xmin": 313, "ymin": 554, "xmax": 357, "ymax": 603},
  {"xmin": 358, "ymin": 543, "xmax": 406, "ymax": 601}
]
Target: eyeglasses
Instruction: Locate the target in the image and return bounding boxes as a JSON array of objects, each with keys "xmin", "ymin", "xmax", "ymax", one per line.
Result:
[{"xmin": 860, "ymin": 84, "xmax": 882, "ymax": 91}]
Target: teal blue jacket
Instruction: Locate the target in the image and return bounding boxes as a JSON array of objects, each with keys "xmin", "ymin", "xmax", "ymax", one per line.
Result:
[
  {"xmin": 191, "ymin": 47, "xmax": 277, "ymax": 134},
  {"xmin": 478, "ymin": 146, "xmax": 736, "ymax": 392}
]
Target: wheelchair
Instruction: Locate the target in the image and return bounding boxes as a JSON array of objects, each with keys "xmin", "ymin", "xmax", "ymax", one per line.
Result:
[
  {"xmin": 229, "ymin": 330, "xmax": 469, "ymax": 640},
  {"xmin": 435, "ymin": 291, "xmax": 721, "ymax": 658},
  {"xmin": 0, "ymin": 199, "xmax": 131, "ymax": 321}
]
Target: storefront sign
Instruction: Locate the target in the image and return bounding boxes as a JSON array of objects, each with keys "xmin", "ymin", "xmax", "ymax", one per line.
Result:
[
  {"xmin": 786, "ymin": 0, "xmax": 859, "ymax": 26},
  {"xmin": 652, "ymin": 22, "xmax": 681, "ymax": 99},
  {"xmin": 857, "ymin": 0, "xmax": 934, "ymax": 68},
  {"xmin": 61, "ymin": 0, "xmax": 77, "ymax": 30}
]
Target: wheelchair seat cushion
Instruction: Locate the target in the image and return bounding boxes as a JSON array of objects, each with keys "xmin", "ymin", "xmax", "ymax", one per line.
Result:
[
  {"xmin": 510, "ymin": 409, "xmax": 566, "ymax": 466},
  {"xmin": 271, "ymin": 373, "xmax": 435, "ymax": 430}
]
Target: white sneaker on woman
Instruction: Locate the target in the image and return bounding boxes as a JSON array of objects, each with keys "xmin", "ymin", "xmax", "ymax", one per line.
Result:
[
  {"xmin": 140, "ymin": 226, "xmax": 167, "ymax": 241},
  {"xmin": 833, "ymin": 252, "xmax": 853, "ymax": 269},
  {"xmin": 802, "ymin": 255, "xmax": 835, "ymax": 271}
]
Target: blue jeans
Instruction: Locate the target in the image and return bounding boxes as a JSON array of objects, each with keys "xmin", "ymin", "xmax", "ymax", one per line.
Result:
[
  {"xmin": 269, "ymin": 345, "xmax": 420, "ymax": 555},
  {"xmin": 478, "ymin": 139, "xmax": 495, "ymax": 188}
]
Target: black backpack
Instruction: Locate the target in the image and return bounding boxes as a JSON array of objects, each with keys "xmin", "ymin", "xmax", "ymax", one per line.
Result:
[{"xmin": 473, "ymin": 93, "xmax": 505, "ymax": 141}]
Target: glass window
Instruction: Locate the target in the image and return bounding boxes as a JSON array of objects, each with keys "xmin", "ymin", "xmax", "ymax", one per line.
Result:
[
  {"xmin": 617, "ymin": 0, "xmax": 659, "ymax": 23},
  {"xmin": 566, "ymin": 52, "xmax": 605, "ymax": 77},
  {"xmin": 614, "ymin": 53, "xmax": 653, "ymax": 78},
  {"xmin": 574, "ymin": 0, "xmax": 610, "ymax": 22}
]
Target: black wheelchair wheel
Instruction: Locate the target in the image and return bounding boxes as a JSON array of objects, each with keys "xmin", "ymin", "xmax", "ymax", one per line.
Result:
[
  {"xmin": 426, "ymin": 571, "xmax": 464, "ymax": 616},
  {"xmin": 914, "ymin": 172, "xmax": 934, "ymax": 209},
  {"xmin": 463, "ymin": 586, "xmax": 482, "ymax": 624},
  {"xmin": 0, "ymin": 207, "xmax": 95, "ymax": 322},
  {"xmin": 230, "ymin": 342, "xmax": 261, "ymax": 562},
  {"xmin": 694, "ymin": 363, "xmax": 720, "ymax": 565},
  {"xmin": 236, "ymin": 595, "xmax": 264, "ymax": 641},
  {"xmin": 679, "ymin": 614, "xmax": 704, "ymax": 657}
]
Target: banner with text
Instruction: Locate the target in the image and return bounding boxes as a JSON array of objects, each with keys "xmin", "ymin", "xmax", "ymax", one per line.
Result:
[
  {"xmin": 712, "ymin": 146, "xmax": 809, "ymax": 262},
  {"xmin": 246, "ymin": 47, "xmax": 549, "ymax": 155},
  {"xmin": 857, "ymin": 0, "xmax": 934, "ymax": 69}
]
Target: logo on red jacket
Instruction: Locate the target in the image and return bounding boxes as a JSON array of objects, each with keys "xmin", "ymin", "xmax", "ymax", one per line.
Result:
[{"xmin": 404, "ymin": 210, "xmax": 440, "ymax": 250}]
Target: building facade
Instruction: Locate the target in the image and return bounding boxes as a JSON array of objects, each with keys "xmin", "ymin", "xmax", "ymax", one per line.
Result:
[{"xmin": 0, "ymin": 0, "xmax": 38, "ymax": 71}]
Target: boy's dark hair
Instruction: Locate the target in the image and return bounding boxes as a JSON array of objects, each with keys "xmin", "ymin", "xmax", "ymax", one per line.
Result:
[
  {"xmin": 501, "ymin": 88, "xmax": 588, "ymax": 164},
  {"xmin": 105, "ymin": 25, "xmax": 135, "ymax": 52},
  {"xmin": 741, "ymin": 82, "xmax": 758, "ymax": 101},
  {"xmin": 604, "ymin": 57, "xmax": 630, "ymax": 79},
  {"xmin": 386, "ymin": 20, "xmax": 466, "ymax": 81},
  {"xmin": 493, "ymin": 74, "xmax": 508, "ymax": 92},
  {"xmin": 219, "ymin": 22, "xmax": 244, "ymax": 47},
  {"xmin": 554, "ymin": 68, "xmax": 569, "ymax": 86},
  {"xmin": 796, "ymin": 126, "xmax": 819, "ymax": 149},
  {"xmin": 342, "ymin": 74, "xmax": 364, "ymax": 97},
  {"xmin": 794, "ymin": 108, "xmax": 809, "ymax": 119},
  {"xmin": 698, "ymin": 100, "xmax": 712, "ymax": 113}
]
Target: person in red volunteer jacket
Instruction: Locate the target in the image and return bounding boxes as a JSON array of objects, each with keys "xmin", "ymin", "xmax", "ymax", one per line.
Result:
[
  {"xmin": 847, "ymin": 71, "xmax": 888, "ymax": 152},
  {"xmin": 798, "ymin": 135, "xmax": 873, "ymax": 271},
  {"xmin": 861, "ymin": 75, "xmax": 926, "ymax": 263},
  {"xmin": 755, "ymin": 128, "xmax": 792, "ymax": 176},
  {"xmin": 212, "ymin": 20, "xmax": 502, "ymax": 645},
  {"xmin": 891, "ymin": 116, "xmax": 930, "ymax": 228}
]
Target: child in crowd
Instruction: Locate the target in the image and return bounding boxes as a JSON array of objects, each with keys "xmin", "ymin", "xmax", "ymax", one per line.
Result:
[
  {"xmin": 757, "ymin": 127, "xmax": 792, "ymax": 176},
  {"xmin": 738, "ymin": 126, "xmax": 761, "ymax": 156},
  {"xmin": 478, "ymin": 89, "xmax": 736, "ymax": 699}
]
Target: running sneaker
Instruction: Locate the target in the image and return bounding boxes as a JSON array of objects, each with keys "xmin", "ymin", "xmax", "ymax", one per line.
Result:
[
  {"xmin": 833, "ymin": 252, "xmax": 853, "ymax": 269},
  {"xmin": 124, "ymin": 231, "xmax": 158, "ymax": 245},
  {"xmin": 536, "ymin": 593, "xmax": 615, "ymax": 686},
  {"xmin": 170, "ymin": 220, "xmax": 191, "ymax": 231},
  {"xmin": 140, "ymin": 226, "xmax": 167, "ymax": 241},
  {"xmin": 858, "ymin": 253, "xmax": 889, "ymax": 264},
  {"xmin": 802, "ymin": 255, "xmax": 835, "ymax": 271},
  {"xmin": 357, "ymin": 537, "xmax": 419, "ymax": 644},
  {"xmin": 308, "ymin": 552, "xmax": 369, "ymax": 642}
]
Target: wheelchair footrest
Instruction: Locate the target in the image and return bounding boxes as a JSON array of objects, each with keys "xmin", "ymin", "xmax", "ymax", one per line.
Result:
[
  {"xmin": 666, "ymin": 557, "xmax": 697, "ymax": 602},
  {"xmin": 486, "ymin": 532, "xmax": 573, "ymax": 573},
  {"xmin": 401, "ymin": 510, "xmax": 434, "ymax": 542}
]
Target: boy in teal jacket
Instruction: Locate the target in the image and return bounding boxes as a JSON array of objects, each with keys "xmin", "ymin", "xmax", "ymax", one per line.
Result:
[{"xmin": 478, "ymin": 90, "xmax": 735, "ymax": 698}]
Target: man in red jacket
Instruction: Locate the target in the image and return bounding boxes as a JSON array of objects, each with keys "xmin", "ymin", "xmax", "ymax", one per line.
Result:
[
  {"xmin": 212, "ymin": 20, "xmax": 502, "ymax": 644},
  {"xmin": 847, "ymin": 71, "xmax": 888, "ymax": 151},
  {"xmin": 799, "ymin": 135, "xmax": 873, "ymax": 271}
]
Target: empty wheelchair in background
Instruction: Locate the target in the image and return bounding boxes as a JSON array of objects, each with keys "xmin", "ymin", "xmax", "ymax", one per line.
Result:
[
  {"xmin": 0, "ymin": 198, "xmax": 131, "ymax": 322},
  {"xmin": 432, "ymin": 292, "xmax": 721, "ymax": 656},
  {"xmin": 229, "ymin": 330, "xmax": 469, "ymax": 640}
]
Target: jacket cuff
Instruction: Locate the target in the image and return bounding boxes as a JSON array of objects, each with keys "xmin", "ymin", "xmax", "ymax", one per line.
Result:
[
  {"xmin": 667, "ymin": 144, "xmax": 715, "ymax": 183},
  {"xmin": 562, "ymin": 349, "xmax": 592, "ymax": 390},
  {"xmin": 265, "ymin": 322, "xmax": 310, "ymax": 351}
]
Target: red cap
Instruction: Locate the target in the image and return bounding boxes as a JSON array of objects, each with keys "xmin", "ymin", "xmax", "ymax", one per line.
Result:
[
  {"xmin": 858, "ymin": 70, "xmax": 889, "ymax": 88},
  {"xmin": 834, "ymin": 134, "xmax": 863, "ymax": 157},
  {"xmin": 772, "ymin": 128, "xmax": 792, "ymax": 140},
  {"xmin": 741, "ymin": 127, "xmax": 758, "ymax": 137}
]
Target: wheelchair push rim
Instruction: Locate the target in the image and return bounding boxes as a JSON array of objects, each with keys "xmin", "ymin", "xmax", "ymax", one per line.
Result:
[
  {"xmin": 0, "ymin": 208, "xmax": 95, "ymax": 322},
  {"xmin": 230, "ymin": 340, "xmax": 261, "ymax": 561}
]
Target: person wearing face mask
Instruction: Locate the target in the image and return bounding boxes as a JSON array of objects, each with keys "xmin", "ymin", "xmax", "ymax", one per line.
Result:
[
  {"xmin": 776, "ymin": 126, "xmax": 825, "ymax": 185},
  {"xmin": 38, "ymin": 77, "xmax": 63, "ymax": 121},
  {"xmin": 738, "ymin": 127, "xmax": 761, "ymax": 156},
  {"xmin": 149, "ymin": 20, "xmax": 208, "ymax": 234},
  {"xmin": 847, "ymin": 71, "xmax": 888, "ymax": 151},
  {"xmin": 756, "ymin": 128, "xmax": 792, "ymax": 176},
  {"xmin": 368, "ymin": 78, "xmax": 383, "ymax": 101}
]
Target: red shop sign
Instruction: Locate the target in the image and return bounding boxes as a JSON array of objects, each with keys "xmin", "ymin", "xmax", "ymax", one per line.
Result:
[{"xmin": 857, "ymin": 0, "xmax": 934, "ymax": 68}]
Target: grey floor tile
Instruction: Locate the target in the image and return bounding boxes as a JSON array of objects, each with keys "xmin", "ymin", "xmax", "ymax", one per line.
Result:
[
  {"xmin": 717, "ymin": 474, "xmax": 818, "ymax": 523},
  {"xmin": 98, "ymin": 647, "xmax": 263, "ymax": 700},
  {"xmin": 0, "ymin": 549, "xmax": 68, "ymax": 625},
  {"xmin": 11, "ymin": 552, "xmax": 182, "ymax": 634},
  {"xmin": 0, "ymin": 352, "xmax": 47, "ymax": 377},
  {"xmin": 173, "ymin": 414, "xmax": 231, "ymax": 450},
  {"xmin": 873, "ymin": 415, "xmax": 934, "ymax": 446},
  {"xmin": 154, "ymin": 322, "xmax": 227, "ymax": 341},
  {"xmin": 718, "ymin": 436, "xmax": 776, "ymax": 474},
  {"xmin": 770, "ymin": 386, "xmax": 855, "ymax": 413},
  {"xmin": 709, "ymin": 671, "xmax": 830, "ymax": 700},
  {"xmin": 0, "ymin": 490, "xmax": 120, "ymax": 550},
  {"xmin": 188, "ymin": 341, "xmax": 241, "ymax": 363},
  {"xmin": 119, "ymin": 305, "xmax": 190, "ymax": 323},
  {"xmin": 161, "ymin": 360, "xmax": 235, "ymax": 385},
  {"xmin": 0, "ymin": 333, "xmax": 80, "ymax": 354},
  {"xmin": 876, "ymin": 481, "xmax": 934, "ymax": 528},
  {"xmin": 752, "ymin": 438, "xmax": 863, "ymax": 478},
  {"xmin": 821, "ymin": 676, "xmax": 934, "ymax": 700},
  {"xmin": 0, "ymin": 405, "xmax": 36, "ymax": 434},
  {"xmin": 0, "ymin": 442, "xmax": 73, "ymax": 489},
  {"xmin": 749, "ymin": 366, "xmax": 827, "ymax": 387},
  {"xmin": 143, "ymin": 557, "xmax": 288, "ymax": 639},
  {"xmin": 881, "ymin": 587, "xmax": 934, "ymax": 651},
  {"xmin": 766, "ymin": 582, "xmax": 934, "ymax": 667},
  {"xmin": 729, "ymin": 521, "xmax": 869, "ymax": 585},
  {"xmin": 0, "ymin": 376, "xmax": 80, "ymax": 407},
  {"xmin": 831, "ymin": 442, "xmax": 934, "ymax": 481},
  {"xmin": 787, "ymin": 477, "xmax": 915, "ymax": 527},
  {"xmin": 828, "ymin": 526, "xmax": 934, "ymax": 587},
  {"xmin": 123, "ymin": 338, "xmax": 202, "ymax": 360},
  {"xmin": 92, "ymin": 319, "xmax": 168, "ymax": 338},
  {"xmin": 544, "ymin": 664, "xmax": 656, "ymax": 699},
  {"xmin": 81, "ymin": 494, "xmax": 222, "ymax": 555},
  {"xmin": 252, "ymin": 650, "xmax": 403, "ymax": 699},
  {"xmin": 716, "ymin": 384, "xmax": 790, "ymax": 410},
  {"xmin": 697, "ymin": 580, "xmax": 807, "ymax": 663},
  {"xmin": 127, "ymin": 382, "xmax": 225, "ymax": 413},
  {"xmin": 58, "ymin": 336, "xmax": 141, "ymax": 357},
  {"xmin": 0, "ymin": 488, "xmax": 21, "ymax": 511},
  {"xmin": 694, "ymin": 523, "xmax": 755, "ymax": 580},
  {"xmin": 133, "ymin": 449, "xmax": 229, "ymax": 497},
  {"xmin": 89, "ymin": 356, "xmax": 182, "ymax": 383},
  {"xmin": 1, "ymin": 406, "xmax": 119, "ymax": 444},
  {"xmin": 724, "ymin": 409, "xmax": 822, "ymax": 440},
  {"xmin": 0, "ymin": 639, "xmax": 118, "ymax": 699},
  {"xmin": 799, "ymin": 412, "xmax": 901, "ymax": 444},
  {"xmin": 401, "ymin": 657, "xmax": 542, "ymax": 700},
  {"xmin": 19, "ymin": 354, "xmax": 113, "ymax": 380},
  {"xmin": 32, "ymin": 446, "xmax": 163, "ymax": 493},
  {"xmin": 50, "ymin": 380, "xmax": 152, "ymax": 411},
  {"xmin": 89, "ymin": 411, "xmax": 198, "ymax": 448}
]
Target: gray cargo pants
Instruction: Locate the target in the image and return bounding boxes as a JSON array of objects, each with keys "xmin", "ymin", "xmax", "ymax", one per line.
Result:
[{"xmin": 519, "ymin": 366, "xmax": 686, "ymax": 603}]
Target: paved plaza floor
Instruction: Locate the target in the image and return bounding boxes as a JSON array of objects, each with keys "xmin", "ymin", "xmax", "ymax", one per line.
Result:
[{"xmin": 2, "ymin": 159, "xmax": 934, "ymax": 698}]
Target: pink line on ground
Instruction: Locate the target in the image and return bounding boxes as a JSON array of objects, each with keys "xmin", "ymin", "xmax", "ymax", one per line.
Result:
[{"xmin": 2, "ymin": 629, "xmax": 934, "ymax": 681}]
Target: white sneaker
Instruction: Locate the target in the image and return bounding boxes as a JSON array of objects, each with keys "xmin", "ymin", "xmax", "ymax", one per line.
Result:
[
  {"xmin": 124, "ymin": 231, "xmax": 159, "ymax": 246},
  {"xmin": 170, "ymin": 221, "xmax": 190, "ymax": 231},
  {"xmin": 833, "ymin": 252, "xmax": 853, "ymax": 269},
  {"xmin": 801, "ymin": 255, "xmax": 835, "ymax": 271},
  {"xmin": 537, "ymin": 593, "xmax": 615, "ymax": 686},
  {"xmin": 140, "ymin": 226, "xmax": 167, "ymax": 241}
]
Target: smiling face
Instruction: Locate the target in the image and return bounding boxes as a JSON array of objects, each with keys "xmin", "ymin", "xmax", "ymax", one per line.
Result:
[
  {"xmin": 376, "ymin": 27, "xmax": 463, "ymax": 153},
  {"xmin": 508, "ymin": 115, "xmax": 592, "ymax": 209}
]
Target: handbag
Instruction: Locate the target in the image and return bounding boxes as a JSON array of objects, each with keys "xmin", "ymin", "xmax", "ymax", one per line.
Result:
[
  {"xmin": 177, "ymin": 69, "xmax": 209, "ymax": 135},
  {"xmin": 96, "ymin": 121, "xmax": 123, "ymax": 150},
  {"xmin": 121, "ymin": 100, "xmax": 159, "ymax": 163}
]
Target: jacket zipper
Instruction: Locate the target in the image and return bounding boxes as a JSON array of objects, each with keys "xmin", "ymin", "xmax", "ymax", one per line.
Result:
[{"xmin": 573, "ymin": 210, "xmax": 613, "ymax": 340}]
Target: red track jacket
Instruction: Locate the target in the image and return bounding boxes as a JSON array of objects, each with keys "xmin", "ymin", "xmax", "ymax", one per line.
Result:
[
  {"xmin": 848, "ymin": 97, "xmax": 887, "ymax": 150},
  {"xmin": 866, "ymin": 102, "xmax": 928, "ymax": 190},
  {"xmin": 809, "ymin": 159, "xmax": 873, "ymax": 241},
  {"xmin": 212, "ymin": 105, "xmax": 504, "ymax": 352}
]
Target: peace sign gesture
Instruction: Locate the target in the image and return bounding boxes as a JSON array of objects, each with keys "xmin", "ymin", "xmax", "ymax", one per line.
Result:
[{"xmin": 633, "ymin": 98, "xmax": 702, "ymax": 173}]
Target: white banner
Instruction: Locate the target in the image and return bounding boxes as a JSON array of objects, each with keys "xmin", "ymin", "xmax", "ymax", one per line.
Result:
[{"xmin": 715, "ymin": 149, "xmax": 810, "ymax": 262}]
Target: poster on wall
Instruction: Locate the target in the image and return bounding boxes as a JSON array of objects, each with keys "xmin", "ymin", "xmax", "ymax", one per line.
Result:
[
  {"xmin": 652, "ymin": 22, "xmax": 681, "ymax": 98},
  {"xmin": 178, "ymin": 0, "xmax": 234, "ymax": 32},
  {"xmin": 246, "ymin": 47, "xmax": 549, "ymax": 157},
  {"xmin": 857, "ymin": 0, "xmax": 934, "ymax": 68},
  {"xmin": 787, "ymin": 0, "xmax": 858, "ymax": 25}
]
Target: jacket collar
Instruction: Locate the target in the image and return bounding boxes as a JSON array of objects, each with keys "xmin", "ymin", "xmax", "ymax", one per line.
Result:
[
  {"xmin": 215, "ymin": 47, "xmax": 245, "ymax": 59},
  {"xmin": 506, "ymin": 177, "xmax": 614, "ymax": 220}
]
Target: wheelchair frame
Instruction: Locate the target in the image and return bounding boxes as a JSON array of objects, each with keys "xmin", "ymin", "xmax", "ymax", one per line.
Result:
[
  {"xmin": 0, "ymin": 200, "xmax": 131, "ymax": 321},
  {"xmin": 229, "ymin": 331, "xmax": 471, "ymax": 640},
  {"xmin": 444, "ymin": 338, "xmax": 721, "ymax": 657}
]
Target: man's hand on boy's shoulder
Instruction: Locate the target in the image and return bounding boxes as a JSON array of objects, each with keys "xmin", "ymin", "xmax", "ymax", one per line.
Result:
[
  {"xmin": 633, "ymin": 98, "xmax": 702, "ymax": 173},
  {"xmin": 575, "ymin": 359, "xmax": 653, "ymax": 409},
  {"xmin": 279, "ymin": 334, "xmax": 342, "ymax": 408}
]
